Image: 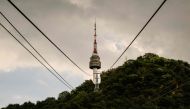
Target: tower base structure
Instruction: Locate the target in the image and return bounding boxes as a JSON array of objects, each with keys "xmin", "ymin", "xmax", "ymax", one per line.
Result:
[
  {"xmin": 94, "ymin": 84, "xmax": 99, "ymax": 92},
  {"xmin": 93, "ymin": 68, "xmax": 101, "ymax": 92}
]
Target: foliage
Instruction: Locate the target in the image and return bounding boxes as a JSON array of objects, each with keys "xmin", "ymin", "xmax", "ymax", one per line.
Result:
[{"xmin": 2, "ymin": 53, "xmax": 190, "ymax": 109}]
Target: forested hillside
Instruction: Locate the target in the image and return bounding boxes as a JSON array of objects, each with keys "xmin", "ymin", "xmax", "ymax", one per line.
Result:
[{"xmin": 3, "ymin": 53, "xmax": 190, "ymax": 109}]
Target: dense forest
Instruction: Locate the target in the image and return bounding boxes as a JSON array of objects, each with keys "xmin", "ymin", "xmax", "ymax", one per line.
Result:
[{"xmin": 2, "ymin": 53, "xmax": 190, "ymax": 109}]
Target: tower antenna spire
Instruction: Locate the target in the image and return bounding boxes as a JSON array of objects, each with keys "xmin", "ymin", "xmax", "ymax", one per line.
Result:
[
  {"xmin": 94, "ymin": 18, "xmax": 96, "ymax": 37},
  {"xmin": 93, "ymin": 19, "xmax": 97, "ymax": 54}
]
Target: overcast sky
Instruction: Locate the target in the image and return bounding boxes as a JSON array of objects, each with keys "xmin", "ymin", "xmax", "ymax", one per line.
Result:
[{"xmin": 0, "ymin": 0, "xmax": 190, "ymax": 108}]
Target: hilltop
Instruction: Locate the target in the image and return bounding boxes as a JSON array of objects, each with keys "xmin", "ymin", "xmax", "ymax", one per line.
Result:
[{"xmin": 2, "ymin": 53, "xmax": 190, "ymax": 109}]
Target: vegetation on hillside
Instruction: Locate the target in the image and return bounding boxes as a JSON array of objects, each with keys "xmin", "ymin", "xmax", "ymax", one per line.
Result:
[{"xmin": 2, "ymin": 53, "xmax": 190, "ymax": 109}]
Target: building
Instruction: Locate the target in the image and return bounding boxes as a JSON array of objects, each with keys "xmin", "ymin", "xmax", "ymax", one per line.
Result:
[{"xmin": 89, "ymin": 21, "xmax": 101, "ymax": 92}]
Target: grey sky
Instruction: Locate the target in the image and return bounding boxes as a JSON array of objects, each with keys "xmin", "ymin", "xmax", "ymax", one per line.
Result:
[{"xmin": 0, "ymin": 0, "xmax": 190, "ymax": 108}]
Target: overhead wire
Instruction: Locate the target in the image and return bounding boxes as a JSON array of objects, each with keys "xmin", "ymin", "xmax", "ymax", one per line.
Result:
[
  {"xmin": 110, "ymin": 0, "xmax": 167, "ymax": 68},
  {"xmin": 152, "ymin": 78, "xmax": 190, "ymax": 102},
  {"xmin": 0, "ymin": 22, "xmax": 73, "ymax": 90},
  {"xmin": 7, "ymin": 0, "xmax": 90, "ymax": 76},
  {"xmin": 0, "ymin": 11, "xmax": 73, "ymax": 89}
]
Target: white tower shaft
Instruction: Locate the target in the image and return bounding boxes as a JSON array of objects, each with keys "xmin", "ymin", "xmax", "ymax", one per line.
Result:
[{"xmin": 93, "ymin": 68, "xmax": 101, "ymax": 92}]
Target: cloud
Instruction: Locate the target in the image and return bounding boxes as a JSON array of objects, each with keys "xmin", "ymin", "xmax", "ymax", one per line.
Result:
[
  {"xmin": 12, "ymin": 95, "xmax": 22, "ymax": 100},
  {"xmin": 68, "ymin": 0, "xmax": 93, "ymax": 9},
  {"xmin": 37, "ymin": 79, "xmax": 49, "ymax": 87}
]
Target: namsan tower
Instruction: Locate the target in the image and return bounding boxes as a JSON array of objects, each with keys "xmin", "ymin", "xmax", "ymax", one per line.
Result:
[{"xmin": 89, "ymin": 21, "xmax": 101, "ymax": 92}]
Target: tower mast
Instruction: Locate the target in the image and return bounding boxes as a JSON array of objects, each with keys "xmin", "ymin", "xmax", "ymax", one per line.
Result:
[{"xmin": 89, "ymin": 21, "xmax": 101, "ymax": 92}]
